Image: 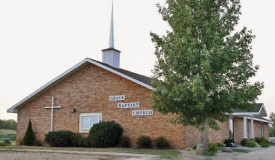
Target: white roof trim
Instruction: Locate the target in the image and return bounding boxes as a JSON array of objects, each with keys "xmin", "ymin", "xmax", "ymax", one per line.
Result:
[
  {"xmin": 7, "ymin": 58, "xmax": 153, "ymax": 113},
  {"xmin": 246, "ymin": 117, "xmax": 273, "ymax": 124}
]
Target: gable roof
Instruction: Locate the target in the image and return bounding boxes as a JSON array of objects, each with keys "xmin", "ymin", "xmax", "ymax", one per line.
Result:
[
  {"xmin": 231, "ymin": 103, "xmax": 267, "ymax": 117},
  {"xmin": 7, "ymin": 58, "xmax": 153, "ymax": 113}
]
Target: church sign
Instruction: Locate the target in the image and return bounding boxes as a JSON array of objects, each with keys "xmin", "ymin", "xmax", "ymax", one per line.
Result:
[
  {"xmin": 109, "ymin": 95, "xmax": 125, "ymax": 101},
  {"xmin": 132, "ymin": 110, "xmax": 153, "ymax": 116},
  {"xmin": 118, "ymin": 102, "xmax": 140, "ymax": 108}
]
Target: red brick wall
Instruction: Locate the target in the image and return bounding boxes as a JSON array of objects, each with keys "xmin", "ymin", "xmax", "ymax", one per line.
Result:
[
  {"xmin": 264, "ymin": 123, "xmax": 269, "ymax": 140},
  {"xmin": 233, "ymin": 118, "xmax": 244, "ymax": 143},
  {"xmin": 183, "ymin": 121, "xmax": 229, "ymax": 148},
  {"xmin": 233, "ymin": 117, "xmax": 270, "ymax": 143},
  {"xmin": 16, "ymin": 64, "xmax": 184, "ymax": 149}
]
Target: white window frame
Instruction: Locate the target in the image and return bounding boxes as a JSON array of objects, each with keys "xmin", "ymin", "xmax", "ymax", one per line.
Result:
[{"xmin": 79, "ymin": 113, "xmax": 102, "ymax": 133}]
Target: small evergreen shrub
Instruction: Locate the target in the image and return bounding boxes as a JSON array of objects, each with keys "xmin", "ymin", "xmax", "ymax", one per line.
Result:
[
  {"xmin": 119, "ymin": 135, "xmax": 131, "ymax": 148},
  {"xmin": 34, "ymin": 140, "xmax": 43, "ymax": 146},
  {"xmin": 216, "ymin": 142, "xmax": 226, "ymax": 147},
  {"xmin": 261, "ymin": 142, "xmax": 270, "ymax": 148},
  {"xmin": 71, "ymin": 133, "xmax": 86, "ymax": 147},
  {"xmin": 245, "ymin": 140, "xmax": 257, "ymax": 147},
  {"xmin": 45, "ymin": 130, "xmax": 74, "ymax": 147},
  {"xmin": 255, "ymin": 137, "xmax": 269, "ymax": 145},
  {"xmin": 241, "ymin": 138, "xmax": 248, "ymax": 146},
  {"xmin": 153, "ymin": 136, "xmax": 169, "ymax": 149},
  {"xmin": 3, "ymin": 139, "xmax": 11, "ymax": 145},
  {"xmin": 23, "ymin": 120, "xmax": 36, "ymax": 146},
  {"xmin": 193, "ymin": 145, "xmax": 197, "ymax": 150},
  {"xmin": 136, "ymin": 135, "xmax": 152, "ymax": 149},
  {"xmin": 89, "ymin": 121, "xmax": 123, "ymax": 148},
  {"xmin": 208, "ymin": 142, "xmax": 218, "ymax": 155},
  {"xmin": 224, "ymin": 138, "xmax": 235, "ymax": 144}
]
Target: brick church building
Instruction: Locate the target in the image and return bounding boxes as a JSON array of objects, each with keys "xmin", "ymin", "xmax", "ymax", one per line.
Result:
[{"xmin": 7, "ymin": 3, "xmax": 272, "ymax": 149}]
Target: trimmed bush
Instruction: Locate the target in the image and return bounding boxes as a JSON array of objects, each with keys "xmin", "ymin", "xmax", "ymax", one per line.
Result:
[
  {"xmin": 255, "ymin": 137, "xmax": 269, "ymax": 145},
  {"xmin": 3, "ymin": 139, "xmax": 11, "ymax": 144},
  {"xmin": 241, "ymin": 138, "xmax": 248, "ymax": 146},
  {"xmin": 89, "ymin": 121, "xmax": 123, "ymax": 148},
  {"xmin": 153, "ymin": 136, "xmax": 169, "ymax": 149},
  {"xmin": 45, "ymin": 130, "xmax": 74, "ymax": 147},
  {"xmin": 245, "ymin": 140, "xmax": 257, "ymax": 147},
  {"xmin": 71, "ymin": 133, "xmax": 86, "ymax": 147},
  {"xmin": 216, "ymin": 142, "xmax": 226, "ymax": 147},
  {"xmin": 261, "ymin": 142, "xmax": 270, "ymax": 148},
  {"xmin": 119, "ymin": 135, "xmax": 131, "ymax": 148},
  {"xmin": 224, "ymin": 138, "xmax": 235, "ymax": 144},
  {"xmin": 34, "ymin": 140, "xmax": 43, "ymax": 146},
  {"xmin": 208, "ymin": 142, "xmax": 218, "ymax": 155},
  {"xmin": 23, "ymin": 120, "xmax": 36, "ymax": 146},
  {"xmin": 136, "ymin": 135, "xmax": 152, "ymax": 149}
]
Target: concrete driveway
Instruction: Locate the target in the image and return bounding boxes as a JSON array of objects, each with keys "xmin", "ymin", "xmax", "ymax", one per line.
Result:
[{"xmin": 236, "ymin": 146, "xmax": 275, "ymax": 160}]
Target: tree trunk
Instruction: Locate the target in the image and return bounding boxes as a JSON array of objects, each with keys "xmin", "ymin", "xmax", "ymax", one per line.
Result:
[{"xmin": 202, "ymin": 112, "xmax": 209, "ymax": 154}]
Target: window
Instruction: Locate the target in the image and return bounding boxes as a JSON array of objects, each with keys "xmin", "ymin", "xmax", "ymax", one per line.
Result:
[{"xmin": 79, "ymin": 113, "xmax": 102, "ymax": 133}]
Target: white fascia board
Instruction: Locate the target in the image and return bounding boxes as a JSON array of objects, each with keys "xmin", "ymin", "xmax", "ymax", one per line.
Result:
[
  {"xmin": 230, "ymin": 112, "xmax": 259, "ymax": 116},
  {"xmin": 87, "ymin": 59, "xmax": 154, "ymax": 90},
  {"xmin": 246, "ymin": 117, "xmax": 273, "ymax": 124},
  {"xmin": 7, "ymin": 58, "xmax": 153, "ymax": 113},
  {"xmin": 7, "ymin": 59, "xmax": 89, "ymax": 113}
]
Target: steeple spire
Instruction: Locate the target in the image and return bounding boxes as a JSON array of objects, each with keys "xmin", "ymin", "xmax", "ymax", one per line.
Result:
[
  {"xmin": 109, "ymin": 0, "xmax": 114, "ymax": 48},
  {"xmin": 102, "ymin": 0, "xmax": 121, "ymax": 68}
]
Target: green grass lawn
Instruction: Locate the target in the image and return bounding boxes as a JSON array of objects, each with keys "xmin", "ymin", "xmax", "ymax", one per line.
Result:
[
  {"xmin": 0, "ymin": 129, "xmax": 16, "ymax": 145},
  {"xmin": 0, "ymin": 145, "xmax": 180, "ymax": 159}
]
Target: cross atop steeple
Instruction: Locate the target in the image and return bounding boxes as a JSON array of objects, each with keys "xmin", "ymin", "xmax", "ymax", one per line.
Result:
[{"xmin": 102, "ymin": 0, "xmax": 121, "ymax": 68}]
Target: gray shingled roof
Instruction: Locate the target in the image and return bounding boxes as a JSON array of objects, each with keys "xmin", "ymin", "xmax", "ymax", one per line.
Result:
[
  {"xmin": 89, "ymin": 58, "xmax": 152, "ymax": 86},
  {"xmin": 231, "ymin": 103, "xmax": 263, "ymax": 113}
]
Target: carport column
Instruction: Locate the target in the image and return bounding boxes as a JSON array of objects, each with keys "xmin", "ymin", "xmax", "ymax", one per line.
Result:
[
  {"xmin": 229, "ymin": 117, "xmax": 234, "ymax": 139},
  {"xmin": 243, "ymin": 116, "xmax": 248, "ymax": 138},
  {"xmin": 251, "ymin": 116, "xmax": 254, "ymax": 139}
]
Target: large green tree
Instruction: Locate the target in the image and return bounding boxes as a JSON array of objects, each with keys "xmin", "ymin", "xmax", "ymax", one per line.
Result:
[{"xmin": 150, "ymin": 0, "xmax": 263, "ymax": 154}]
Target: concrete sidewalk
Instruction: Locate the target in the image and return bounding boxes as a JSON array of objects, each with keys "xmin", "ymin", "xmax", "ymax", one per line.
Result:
[
  {"xmin": 236, "ymin": 146, "xmax": 275, "ymax": 160},
  {"xmin": 0, "ymin": 148, "xmax": 161, "ymax": 160}
]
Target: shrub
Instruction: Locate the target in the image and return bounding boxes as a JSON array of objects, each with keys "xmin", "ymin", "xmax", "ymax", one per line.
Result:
[
  {"xmin": 261, "ymin": 142, "xmax": 270, "ymax": 148},
  {"xmin": 119, "ymin": 135, "xmax": 131, "ymax": 148},
  {"xmin": 224, "ymin": 138, "xmax": 235, "ymax": 144},
  {"xmin": 216, "ymin": 142, "xmax": 226, "ymax": 147},
  {"xmin": 34, "ymin": 140, "xmax": 43, "ymax": 146},
  {"xmin": 185, "ymin": 147, "xmax": 192, "ymax": 151},
  {"xmin": 192, "ymin": 145, "xmax": 197, "ymax": 150},
  {"xmin": 23, "ymin": 120, "xmax": 36, "ymax": 146},
  {"xmin": 89, "ymin": 121, "xmax": 123, "ymax": 148},
  {"xmin": 71, "ymin": 133, "xmax": 86, "ymax": 147},
  {"xmin": 241, "ymin": 138, "xmax": 248, "ymax": 146},
  {"xmin": 153, "ymin": 136, "xmax": 169, "ymax": 149},
  {"xmin": 136, "ymin": 135, "xmax": 152, "ymax": 149},
  {"xmin": 255, "ymin": 137, "xmax": 269, "ymax": 145},
  {"xmin": 208, "ymin": 142, "xmax": 218, "ymax": 155},
  {"xmin": 45, "ymin": 130, "xmax": 74, "ymax": 147},
  {"xmin": 245, "ymin": 140, "xmax": 257, "ymax": 147},
  {"xmin": 3, "ymin": 139, "xmax": 11, "ymax": 145}
]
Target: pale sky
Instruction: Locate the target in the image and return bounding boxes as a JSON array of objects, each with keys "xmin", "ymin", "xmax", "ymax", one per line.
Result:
[{"xmin": 0, "ymin": 0, "xmax": 274, "ymax": 121}]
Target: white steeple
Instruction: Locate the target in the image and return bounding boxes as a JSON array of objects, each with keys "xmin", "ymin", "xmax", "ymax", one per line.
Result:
[
  {"xmin": 109, "ymin": 0, "xmax": 114, "ymax": 48},
  {"xmin": 102, "ymin": 0, "xmax": 121, "ymax": 68}
]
